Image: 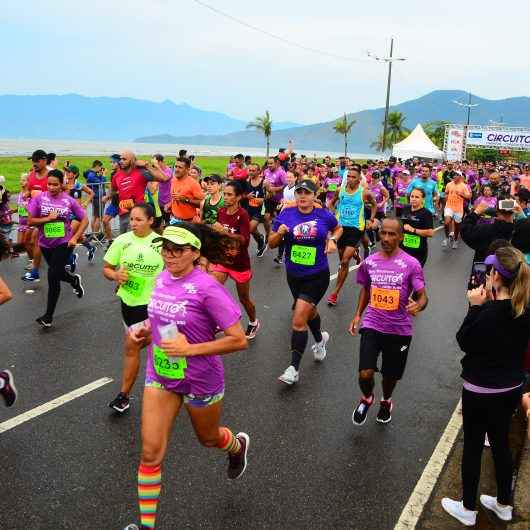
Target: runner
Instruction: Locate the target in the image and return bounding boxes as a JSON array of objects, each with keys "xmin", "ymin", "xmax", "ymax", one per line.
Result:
[
  {"xmin": 123, "ymin": 223, "xmax": 249, "ymax": 530},
  {"xmin": 244, "ymin": 164, "xmax": 267, "ymax": 257},
  {"xmin": 263, "ymin": 156, "xmax": 287, "ymax": 241},
  {"xmin": 199, "ymin": 174, "xmax": 224, "ymax": 226},
  {"xmin": 269, "ymin": 179, "xmax": 342, "ymax": 385},
  {"xmin": 349, "ymin": 217, "xmax": 428, "ymax": 425},
  {"xmin": 168, "ymin": 157, "xmax": 204, "ymax": 224},
  {"xmin": 442, "ymin": 170, "xmax": 472, "ymax": 249},
  {"xmin": 152, "ymin": 154, "xmax": 173, "ymax": 227},
  {"xmin": 210, "ymin": 181, "xmax": 260, "ymax": 340},
  {"xmin": 83, "ymin": 160, "xmax": 106, "ymax": 237},
  {"xmin": 27, "ymin": 169, "xmax": 88, "ymax": 328},
  {"xmin": 274, "ymin": 171, "xmax": 298, "ymax": 264},
  {"xmin": 327, "ymin": 167, "xmax": 376, "ymax": 306},
  {"xmin": 394, "ymin": 169, "xmax": 412, "ymax": 218},
  {"xmin": 101, "ymin": 154, "xmax": 121, "ymax": 246},
  {"xmin": 103, "ymin": 204, "xmax": 165, "ymax": 413},
  {"xmin": 365, "ymin": 171, "xmax": 389, "ymax": 246},
  {"xmin": 407, "ymin": 165, "xmax": 439, "ymax": 216},
  {"xmin": 400, "ymin": 188, "xmax": 434, "ymax": 268},
  {"xmin": 16, "ymin": 174, "xmax": 34, "ymax": 271},
  {"xmin": 473, "ymin": 185, "xmax": 497, "ymax": 225}
]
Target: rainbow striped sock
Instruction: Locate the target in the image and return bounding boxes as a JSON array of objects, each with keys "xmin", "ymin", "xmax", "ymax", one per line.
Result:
[
  {"xmin": 217, "ymin": 427, "xmax": 242, "ymax": 455},
  {"xmin": 138, "ymin": 463, "xmax": 161, "ymax": 529}
]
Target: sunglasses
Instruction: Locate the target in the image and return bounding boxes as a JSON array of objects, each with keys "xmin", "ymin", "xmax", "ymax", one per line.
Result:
[{"xmin": 161, "ymin": 242, "xmax": 193, "ymax": 256}]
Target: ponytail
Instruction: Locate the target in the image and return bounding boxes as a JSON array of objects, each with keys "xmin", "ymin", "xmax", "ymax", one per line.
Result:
[{"xmin": 495, "ymin": 246, "xmax": 530, "ymax": 318}]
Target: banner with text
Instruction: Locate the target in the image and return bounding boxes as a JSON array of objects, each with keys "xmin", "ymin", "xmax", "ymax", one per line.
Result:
[
  {"xmin": 466, "ymin": 128, "xmax": 530, "ymax": 150},
  {"xmin": 446, "ymin": 127, "xmax": 465, "ymax": 161}
]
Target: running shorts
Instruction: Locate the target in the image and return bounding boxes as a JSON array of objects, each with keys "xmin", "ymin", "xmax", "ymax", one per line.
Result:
[
  {"xmin": 121, "ymin": 300, "xmax": 149, "ymax": 328},
  {"xmin": 211, "ymin": 263, "xmax": 252, "ymax": 284},
  {"xmin": 105, "ymin": 203, "xmax": 118, "ymax": 218},
  {"xmin": 338, "ymin": 227, "xmax": 363, "ymax": 249},
  {"xmin": 443, "ymin": 207, "xmax": 463, "ymax": 223},
  {"xmin": 144, "ymin": 379, "xmax": 225, "ymax": 408},
  {"xmin": 286, "ymin": 269, "xmax": 330, "ymax": 306},
  {"xmin": 264, "ymin": 199, "xmax": 279, "ymax": 215},
  {"xmin": 358, "ymin": 328, "xmax": 412, "ymax": 380}
]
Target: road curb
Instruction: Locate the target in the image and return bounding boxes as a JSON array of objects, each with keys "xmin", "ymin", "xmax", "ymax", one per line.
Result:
[{"xmin": 511, "ymin": 420, "xmax": 530, "ymax": 526}]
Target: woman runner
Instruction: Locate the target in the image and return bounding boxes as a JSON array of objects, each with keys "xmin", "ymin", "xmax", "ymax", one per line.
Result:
[
  {"xmin": 269, "ymin": 179, "xmax": 342, "ymax": 385},
  {"xmin": 103, "ymin": 204, "xmax": 165, "ymax": 413},
  {"xmin": 27, "ymin": 169, "xmax": 88, "ymax": 328},
  {"xmin": 123, "ymin": 223, "xmax": 249, "ymax": 530}
]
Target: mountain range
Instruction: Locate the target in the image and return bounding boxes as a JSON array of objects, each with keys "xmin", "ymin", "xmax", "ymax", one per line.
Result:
[
  {"xmin": 137, "ymin": 90, "xmax": 530, "ymax": 153},
  {"xmin": 0, "ymin": 94, "xmax": 300, "ymax": 141}
]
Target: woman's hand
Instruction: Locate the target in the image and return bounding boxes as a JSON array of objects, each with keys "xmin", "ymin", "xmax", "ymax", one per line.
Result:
[
  {"xmin": 160, "ymin": 333, "xmax": 192, "ymax": 357},
  {"xmin": 467, "ymin": 286, "xmax": 488, "ymax": 306}
]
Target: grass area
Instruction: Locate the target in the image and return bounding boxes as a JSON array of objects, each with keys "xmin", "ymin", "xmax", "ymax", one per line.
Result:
[{"xmin": 0, "ymin": 155, "xmax": 266, "ymax": 192}]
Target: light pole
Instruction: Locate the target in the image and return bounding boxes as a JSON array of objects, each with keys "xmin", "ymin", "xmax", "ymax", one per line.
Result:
[
  {"xmin": 368, "ymin": 38, "xmax": 406, "ymax": 153},
  {"xmin": 452, "ymin": 92, "xmax": 479, "ymax": 159}
]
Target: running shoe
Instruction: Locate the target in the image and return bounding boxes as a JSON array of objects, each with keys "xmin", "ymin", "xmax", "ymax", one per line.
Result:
[
  {"xmin": 109, "ymin": 392, "xmax": 130, "ymax": 413},
  {"xmin": 227, "ymin": 432, "xmax": 250, "ymax": 480},
  {"xmin": 21, "ymin": 270, "xmax": 40, "ymax": 282},
  {"xmin": 352, "ymin": 395, "xmax": 374, "ymax": 426},
  {"xmin": 311, "ymin": 331, "xmax": 329, "ymax": 362},
  {"xmin": 72, "ymin": 274, "xmax": 85, "ymax": 299},
  {"xmin": 256, "ymin": 242, "xmax": 267, "ymax": 258},
  {"xmin": 441, "ymin": 498, "xmax": 477, "ymax": 526},
  {"xmin": 278, "ymin": 365, "xmax": 299, "ymax": 385},
  {"xmin": 452, "ymin": 240, "xmax": 459, "ymax": 250},
  {"xmin": 376, "ymin": 399, "xmax": 393, "ymax": 424},
  {"xmin": 66, "ymin": 252, "xmax": 78, "ymax": 273},
  {"xmin": 36, "ymin": 315, "xmax": 53, "ymax": 328},
  {"xmin": 479, "ymin": 495, "xmax": 513, "ymax": 521},
  {"xmin": 87, "ymin": 245, "xmax": 97, "ymax": 262},
  {"xmin": 245, "ymin": 320, "xmax": 261, "ymax": 340},
  {"xmin": 0, "ymin": 370, "xmax": 18, "ymax": 407},
  {"xmin": 273, "ymin": 256, "xmax": 283, "ymax": 265},
  {"xmin": 441, "ymin": 238, "xmax": 448, "ymax": 248},
  {"xmin": 327, "ymin": 293, "xmax": 338, "ymax": 306}
]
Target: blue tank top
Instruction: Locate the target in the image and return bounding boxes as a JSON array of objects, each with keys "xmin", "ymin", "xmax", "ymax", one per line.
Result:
[{"xmin": 337, "ymin": 185, "xmax": 365, "ymax": 230}]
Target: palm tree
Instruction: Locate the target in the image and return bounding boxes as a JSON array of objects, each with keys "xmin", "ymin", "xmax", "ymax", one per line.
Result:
[
  {"xmin": 371, "ymin": 111, "xmax": 410, "ymax": 152},
  {"xmin": 423, "ymin": 120, "xmax": 449, "ymax": 150},
  {"xmin": 247, "ymin": 111, "xmax": 273, "ymax": 157},
  {"xmin": 333, "ymin": 113, "xmax": 356, "ymax": 156}
]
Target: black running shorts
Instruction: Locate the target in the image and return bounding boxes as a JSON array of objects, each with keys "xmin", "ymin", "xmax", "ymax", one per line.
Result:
[
  {"xmin": 338, "ymin": 227, "xmax": 363, "ymax": 249},
  {"xmin": 121, "ymin": 301, "xmax": 149, "ymax": 328},
  {"xmin": 358, "ymin": 328, "xmax": 412, "ymax": 379},
  {"xmin": 286, "ymin": 269, "xmax": 330, "ymax": 306}
]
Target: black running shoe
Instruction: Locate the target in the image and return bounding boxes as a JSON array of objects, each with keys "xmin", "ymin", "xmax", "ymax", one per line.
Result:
[
  {"xmin": 87, "ymin": 245, "xmax": 97, "ymax": 262},
  {"xmin": 273, "ymin": 256, "xmax": 283, "ymax": 265},
  {"xmin": 36, "ymin": 315, "xmax": 53, "ymax": 328},
  {"xmin": 72, "ymin": 274, "xmax": 84, "ymax": 299},
  {"xmin": 109, "ymin": 392, "xmax": 130, "ymax": 413},
  {"xmin": 256, "ymin": 241, "xmax": 267, "ymax": 258},
  {"xmin": 245, "ymin": 320, "xmax": 261, "ymax": 339},
  {"xmin": 376, "ymin": 399, "xmax": 393, "ymax": 424},
  {"xmin": 227, "ymin": 432, "xmax": 250, "ymax": 479},
  {"xmin": 0, "ymin": 370, "xmax": 18, "ymax": 407},
  {"xmin": 352, "ymin": 395, "xmax": 374, "ymax": 426}
]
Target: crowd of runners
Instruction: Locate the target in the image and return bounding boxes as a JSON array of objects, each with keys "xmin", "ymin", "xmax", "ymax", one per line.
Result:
[{"xmin": 1, "ymin": 146, "xmax": 530, "ymax": 529}]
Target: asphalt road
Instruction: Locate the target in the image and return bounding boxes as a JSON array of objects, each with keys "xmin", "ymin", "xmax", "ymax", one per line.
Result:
[{"xmin": 0, "ymin": 231, "xmax": 474, "ymax": 530}]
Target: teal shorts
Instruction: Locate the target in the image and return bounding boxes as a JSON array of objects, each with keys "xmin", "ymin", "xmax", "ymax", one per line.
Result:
[{"xmin": 145, "ymin": 379, "xmax": 224, "ymax": 408}]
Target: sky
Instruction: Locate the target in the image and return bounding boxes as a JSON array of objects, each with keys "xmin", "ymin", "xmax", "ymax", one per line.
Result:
[{"xmin": 3, "ymin": 0, "xmax": 529, "ymax": 124}]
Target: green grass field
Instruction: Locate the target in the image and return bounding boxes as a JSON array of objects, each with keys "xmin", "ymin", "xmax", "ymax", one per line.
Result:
[{"xmin": 0, "ymin": 155, "xmax": 264, "ymax": 192}]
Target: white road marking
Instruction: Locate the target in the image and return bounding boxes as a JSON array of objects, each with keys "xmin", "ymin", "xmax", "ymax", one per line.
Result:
[
  {"xmin": 329, "ymin": 225, "xmax": 444, "ymax": 281},
  {"xmin": 394, "ymin": 399, "xmax": 463, "ymax": 529},
  {"xmin": 0, "ymin": 377, "xmax": 113, "ymax": 434}
]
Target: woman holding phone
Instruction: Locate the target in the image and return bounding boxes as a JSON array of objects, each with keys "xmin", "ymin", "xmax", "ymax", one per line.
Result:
[{"xmin": 124, "ymin": 223, "xmax": 249, "ymax": 530}]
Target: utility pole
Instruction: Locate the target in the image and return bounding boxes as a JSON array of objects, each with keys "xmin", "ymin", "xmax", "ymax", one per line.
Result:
[{"xmin": 368, "ymin": 39, "xmax": 406, "ymax": 153}]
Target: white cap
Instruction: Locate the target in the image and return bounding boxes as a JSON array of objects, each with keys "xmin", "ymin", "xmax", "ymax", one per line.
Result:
[{"xmin": 0, "ymin": 175, "xmax": 5, "ymax": 184}]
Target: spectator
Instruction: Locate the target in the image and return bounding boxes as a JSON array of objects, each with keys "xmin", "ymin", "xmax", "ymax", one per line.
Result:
[{"xmin": 84, "ymin": 160, "xmax": 106, "ymax": 238}]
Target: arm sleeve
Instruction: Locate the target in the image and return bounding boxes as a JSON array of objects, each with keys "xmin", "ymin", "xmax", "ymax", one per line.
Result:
[
  {"xmin": 272, "ymin": 211, "xmax": 285, "ymax": 232},
  {"xmin": 425, "ymin": 210, "xmax": 434, "ymax": 229},
  {"xmin": 410, "ymin": 260, "xmax": 426, "ymax": 292},
  {"xmin": 356, "ymin": 261, "xmax": 371, "ymax": 288},
  {"xmin": 204, "ymin": 282, "xmax": 242, "ymax": 331}
]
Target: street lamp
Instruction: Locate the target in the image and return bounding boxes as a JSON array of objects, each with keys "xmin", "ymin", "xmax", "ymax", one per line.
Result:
[
  {"xmin": 452, "ymin": 92, "xmax": 479, "ymax": 159},
  {"xmin": 368, "ymin": 38, "xmax": 406, "ymax": 153}
]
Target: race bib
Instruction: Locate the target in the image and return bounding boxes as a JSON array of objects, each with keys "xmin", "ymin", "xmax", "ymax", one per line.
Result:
[
  {"xmin": 43, "ymin": 221, "xmax": 65, "ymax": 239},
  {"xmin": 248, "ymin": 197, "xmax": 261, "ymax": 207},
  {"xmin": 370, "ymin": 286, "xmax": 400, "ymax": 311},
  {"xmin": 120, "ymin": 274, "xmax": 147, "ymax": 298},
  {"xmin": 399, "ymin": 196, "xmax": 408, "ymax": 205},
  {"xmin": 328, "ymin": 183, "xmax": 338, "ymax": 192},
  {"xmin": 119, "ymin": 199, "xmax": 134, "ymax": 211},
  {"xmin": 290, "ymin": 244, "xmax": 316, "ymax": 266},
  {"xmin": 18, "ymin": 205, "xmax": 28, "ymax": 217},
  {"xmin": 153, "ymin": 345, "xmax": 187, "ymax": 379},
  {"xmin": 403, "ymin": 233, "xmax": 421, "ymax": 249}
]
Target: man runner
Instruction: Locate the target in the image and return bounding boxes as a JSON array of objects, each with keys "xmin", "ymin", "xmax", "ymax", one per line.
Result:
[{"xmin": 349, "ymin": 218, "xmax": 428, "ymax": 425}]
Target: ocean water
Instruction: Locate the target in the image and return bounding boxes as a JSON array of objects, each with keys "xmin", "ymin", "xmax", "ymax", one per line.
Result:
[{"xmin": 0, "ymin": 138, "xmax": 375, "ymax": 160}]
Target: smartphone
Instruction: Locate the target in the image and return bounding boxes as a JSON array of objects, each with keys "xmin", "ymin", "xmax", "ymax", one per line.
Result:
[
  {"xmin": 499, "ymin": 199, "xmax": 515, "ymax": 211},
  {"xmin": 471, "ymin": 262, "xmax": 487, "ymax": 287}
]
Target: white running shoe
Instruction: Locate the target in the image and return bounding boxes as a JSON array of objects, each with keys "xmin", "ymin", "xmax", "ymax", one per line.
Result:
[
  {"xmin": 278, "ymin": 365, "xmax": 299, "ymax": 385},
  {"xmin": 441, "ymin": 498, "xmax": 477, "ymax": 526},
  {"xmin": 441, "ymin": 238, "xmax": 448, "ymax": 248},
  {"xmin": 480, "ymin": 495, "xmax": 513, "ymax": 521},
  {"xmin": 311, "ymin": 331, "xmax": 330, "ymax": 362}
]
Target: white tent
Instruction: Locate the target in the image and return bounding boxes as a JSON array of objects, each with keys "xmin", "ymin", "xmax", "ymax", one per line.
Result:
[{"xmin": 392, "ymin": 123, "xmax": 444, "ymax": 160}]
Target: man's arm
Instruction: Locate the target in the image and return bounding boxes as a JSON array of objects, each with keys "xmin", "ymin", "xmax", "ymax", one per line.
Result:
[{"xmin": 349, "ymin": 287, "xmax": 369, "ymax": 336}]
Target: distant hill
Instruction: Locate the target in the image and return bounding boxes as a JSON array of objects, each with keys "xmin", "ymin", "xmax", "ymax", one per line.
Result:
[
  {"xmin": 136, "ymin": 90, "xmax": 530, "ymax": 153},
  {"xmin": 0, "ymin": 94, "xmax": 302, "ymax": 141}
]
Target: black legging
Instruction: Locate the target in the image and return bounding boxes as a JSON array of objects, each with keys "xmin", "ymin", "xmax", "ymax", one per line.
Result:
[
  {"xmin": 41, "ymin": 244, "xmax": 76, "ymax": 318},
  {"xmin": 461, "ymin": 386, "xmax": 521, "ymax": 510}
]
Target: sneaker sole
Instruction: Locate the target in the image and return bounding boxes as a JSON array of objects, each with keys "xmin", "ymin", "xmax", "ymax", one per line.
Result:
[
  {"xmin": 479, "ymin": 497, "xmax": 512, "ymax": 522},
  {"xmin": 376, "ymin": 415, "xmax": 392, "ymax": 424},
  {"xmin": 352, "ymin": 413, "xmax": 369, "ymax": 426},
  {"xmin": 278, "ymin": 375, "xmax": 298, "ymax": 385},
  {"xmin": 230, "ymin": 432, "xmax": 250, "ymax": 480},
  {"xmin": 110, "ymin": 403, "xmax": 130, "ymax": 413},
  {"xmin": 1, "ymin": 370, "xmax": 17, "ymax": 406}
]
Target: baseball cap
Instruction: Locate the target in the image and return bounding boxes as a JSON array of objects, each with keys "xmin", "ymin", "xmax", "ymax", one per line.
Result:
[
  {"xmin": 294, "ymin": 179, "xmax": 317, "ymax": 193},
  {"xmin": 28, "ymin": 149, "xmax": 47, "ymax": 162},
  {"xmin": 203, "ymin": 174, "xmax": 223, "ymax": 183},
  {"xmin": 65, "ymin": 165, "xmax": 80, "ymax": 176},
  {"xmin": 110, "ymin": 154, "xmax": 120, "ymax": 162},
  {"xmin": 153, "ymin": 225, "xmax": 202, "ymax": 250}
]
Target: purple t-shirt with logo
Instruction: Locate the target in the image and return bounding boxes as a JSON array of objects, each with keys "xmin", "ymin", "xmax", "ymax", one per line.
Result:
[
  {"xmin": 264, "ymin": 166, "xmax": 288, "ymax": 201},
  {"xmin": 356, "ymin": 249, "xmax": 425, "ymax": 336},
  {"xmin": 145, "ymin": 267, "xmax": 241, "ymax": 395},
  {"xmin": 273, "ymin": 207, "xmax": 338, "ymax": 277},
  {"xmin": 28, "ymin": 191, "xmax": 85, "ymax": 249},
  {"xmin": 157, "ymin": 166, "xmax": 173, "ymax": 206}
]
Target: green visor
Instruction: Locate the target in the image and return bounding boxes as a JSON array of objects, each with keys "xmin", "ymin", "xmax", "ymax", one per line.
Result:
[{"xmin": 153, "ymin": 226, "xmax": 202, "ymax": 250}]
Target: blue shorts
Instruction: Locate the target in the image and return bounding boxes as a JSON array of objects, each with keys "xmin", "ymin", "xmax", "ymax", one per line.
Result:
[
  {"xmin": 144, "ymin": 379, "xmax": 224, "ymax": 408},
  {"xmin": 105, "ymin": 204, "xmax": 118, "ymax": 217}
]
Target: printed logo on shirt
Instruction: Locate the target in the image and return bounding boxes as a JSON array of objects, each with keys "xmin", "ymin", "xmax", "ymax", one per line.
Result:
[
  {"xmin": 293, "ymin": 220, "xmax": 318, "ymax": 240},
  {"xmin": 183, "ymin": 283, "xmax": 197, "ymax": 294},
  {"xmin": 393, "ymin": 258, "xmax": 408, "ymax": 269},
  {"xmin": 149, "ymin": 298, "xmax": 188, "ymax": 317}
]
